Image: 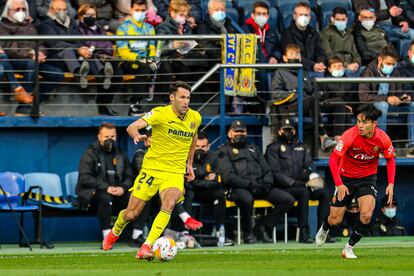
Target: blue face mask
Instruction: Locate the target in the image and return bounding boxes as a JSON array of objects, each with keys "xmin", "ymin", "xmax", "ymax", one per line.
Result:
[
  {"xmin": 211, "ymin": 11, "xmax": 226, "ymax": 22},
  {"xmin": 334, "ymin": 20, "xmax": 347, "ymax": 31},
  {"xmin": 384, "ymin": 207, "xmax": 396, "ymax": 218},
  {"xmin": 381, "ymin": 64, "xmax": 395, "ymax": 75},
  {"xmin": 331, "ymin": 69, "xmax": 345, "ymax": 77}
]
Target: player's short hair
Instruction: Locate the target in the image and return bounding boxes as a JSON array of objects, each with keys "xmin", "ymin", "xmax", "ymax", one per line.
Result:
[
  {"xmin": 332, "ymin": 7, "xmax": 347, "ymax": 17},
  {"xmin": 169, "ymin": 81, "xmax": 192, "ymax": 94},
  {"xmin": 99, "ymin": 122, "xmax": 116, "ymax": 132},
  {"xmin": 284, "ymin": 44, "xmax": 301, "ymax": 54},
  {"xmin": 379, "ymin": 44, "xmax": 398, "ymax": 60},
  {"xmin": 252, "ymin": 1, "xmax": 269, "ymax": 13},
  {"xmin": 355, "ymin": 104, "xmax": 382, "ymax": 121},
  {"xmin": 197, "ymin": 131, "xmax": 209, "ymax": 141},
  {"xmin": 328, "ymin": 56, "xmax": 344, "ymax": 67},
  {"xmin": 294, "ymin": 1, "xmax": 311, "ymax": 11},
  {"xmin": 131, "ymin": 0, "xmax": 147, "ymax": 8}
]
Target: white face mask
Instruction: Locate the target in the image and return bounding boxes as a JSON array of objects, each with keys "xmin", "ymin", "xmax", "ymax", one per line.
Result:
[
  {"xmin": 296, "ymin": 15, "xmax": 310, "ymax": 28},
  {"xmin": 254, "ymin": 15, "xmax": 268, "ymax": 28},
  {"xmin": 12, "ymin": 10, "xmax": 26, "ymax": 23},
  {"xmin": 361, "ymin": 20, "xmax": 375, "ymax": 31},
  {"xmin": 132, "ymin": 11, "xmax": 146, "ymax": 22},
  {"xmin": 174, "ymin": 15, "xmax": 186, "ymax": 25}
]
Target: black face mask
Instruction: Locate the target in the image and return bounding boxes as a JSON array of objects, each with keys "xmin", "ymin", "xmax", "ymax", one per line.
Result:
[
  {"xmin": 287, "ymin": 59, "xmax": 300, "ymax": 64},
  {"xmin": 194, "ymin": 149, "xmax": 208, "ymax": 163},
  {"xmin": 102, "ymin": 139, "xmax": 115, "ymax": 152},
  {"xmin": 281, "ymin": 129, "xmax": 295, "ymax": 143},
  {"xmin": 84, "ymin": 16, "xmax": 96, "ymax": 27},
  {"xmin": 231, "ymin": 135, "xmax": 247, "ymax": 148}
]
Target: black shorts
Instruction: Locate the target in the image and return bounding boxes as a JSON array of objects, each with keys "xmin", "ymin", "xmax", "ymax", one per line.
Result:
[{"xmin": 330, "ymin": 174, "xmax": 378, "ymax": 207}]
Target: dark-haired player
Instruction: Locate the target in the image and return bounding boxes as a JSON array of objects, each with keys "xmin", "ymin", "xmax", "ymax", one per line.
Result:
[
  {"xmin": 102, "ymin": 81, "xmax": 201, "ymax": 261},
  {"xmin": 315, "ymin": 104, "xmax": 395, "ymax": 258}
]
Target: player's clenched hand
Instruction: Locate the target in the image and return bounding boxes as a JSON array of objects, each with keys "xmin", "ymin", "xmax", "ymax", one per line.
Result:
[
  {"xmin": 386, "ymin": 184, "xmax": 394, "ymax": 204},
  {"xmin": 133, "ymin": 134, "xmax": 147, "ymax": 144},
  {"xmin": 185, "ymin": 165, "xmax": 195, "ymax": 182},
  {"xmin": 337, "ymin": 184, "xmax": 349, "ymax": 201}
]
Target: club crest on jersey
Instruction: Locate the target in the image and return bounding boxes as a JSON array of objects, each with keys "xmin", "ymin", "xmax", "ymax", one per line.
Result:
[
  {"xmin": 143, "ymin": 111, "xmax": 153, "ymax": 119},
  {"xmin": 373, "ymin": 146, "xmax": 379, "ymax": 152},
  {"xmin": 190, "ymin": 122, "xmax": 196, "ymax": 129},
  {"xmin": 335, "ymin": 140, "xmax": 343, "ymax": 152}
]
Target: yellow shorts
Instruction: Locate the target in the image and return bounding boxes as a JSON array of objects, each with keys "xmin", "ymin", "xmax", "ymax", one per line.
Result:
[{"xmin": 130, "ymin": 168, "xmax": 185, "ymax": 202}]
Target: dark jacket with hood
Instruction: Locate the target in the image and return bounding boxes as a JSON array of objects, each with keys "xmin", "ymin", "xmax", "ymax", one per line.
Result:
[
  {"xmin": 358, "ymin": 59, "xmax": 404, "ymax": 103},
  {"xmin": 265, "ymin": 137, "xmax": 314, "ymax": 188},
  {"xmin": 76, "ymin": 140, "xmax": 133, "ymax": 209},
  {"xmin": 243, "ymin": 17, "xmax": 282, "ymax": 62},
  {"xmin": 281, "ymin": 21, "xmax": 326, "ymax": 71}
]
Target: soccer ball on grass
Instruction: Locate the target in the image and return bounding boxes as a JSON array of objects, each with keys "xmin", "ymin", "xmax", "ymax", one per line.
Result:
[{"xmin": 152, "ymin": 237, "xmax": 178, "ymax": 261}]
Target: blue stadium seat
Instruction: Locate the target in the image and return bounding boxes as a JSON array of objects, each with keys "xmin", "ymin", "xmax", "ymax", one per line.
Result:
[
  {"xmin": 320, "ymin": 10, "xmax": 355, "ymax": 29},
  {"xmin": 24, "ymin": 172, "xmax": 74, "ymax": 209},
  {"xmin": 226, "ymin": 7, "xmax": 240, "ymax": 25},
  {"xmin": 0, "ymin": 172, "xmax": 42, "ymax": 246},
  {"xmin": 64, "ymin": 171, "xmax": 78, "ymax": 201},
  {"xmin": 319, "ymin": 0, "xmax": 352, "ymax": 13}
]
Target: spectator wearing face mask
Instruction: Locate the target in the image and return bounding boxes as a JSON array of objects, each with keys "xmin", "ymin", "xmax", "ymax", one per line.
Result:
[
  {"xmin": 76, "ymin": 122, "xmax": 139, "ymax": 243},
  {"xmin": 369, "ymin": 195, "xmax": 407, "ymax": 236},
  {"xmin": 359, "ymin": 44, "xmax": 414, "ymax": 155},
  {"xmin": 318, "ymin": 56, "xmax": 356, "ymax": 142},
  {"xmin": 320, "ymin": 7, "xmax": 361, "ymax": 77},
  {"xmin": 265, "ymin": 118, "xmax": 333, "ymax": 243},
  {"xmin": 77, "ymin": 3, "xmax": 123, "ymax": 116},
  {"xmin": 281, "ymin": 1, "xmax": 326, "ymax": 76},
  {"xmin": 116, "ymin": 0, "xmax": 157, "ymax": 115},
  {"xmin": 271, "ymin": 44, "xmax": 337, "ymax": 152},
  {"xmin": 216, "ymin": 120, "xmax": 295, "ymax": 244},
  {"xmin": 353, "ymin": 6, "xmax": 389, "ymax": 65},
  {"xmin": 36, "ymin": 0, "xmax": 76, "ymax": 20},
  {"xmin": 243, "ymin": 1, "xmax": 281, "ymax": 64}
]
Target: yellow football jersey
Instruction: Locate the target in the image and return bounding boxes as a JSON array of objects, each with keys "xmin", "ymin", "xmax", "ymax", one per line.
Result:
[{"xmin": 141, "ymin": 105, "xmax": 202, "ymax": 174}]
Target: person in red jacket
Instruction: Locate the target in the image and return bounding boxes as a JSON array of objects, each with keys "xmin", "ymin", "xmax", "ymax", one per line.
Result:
[{"xmin": 315, "ymin": 104, "xmax": 396, "ymax": 259}]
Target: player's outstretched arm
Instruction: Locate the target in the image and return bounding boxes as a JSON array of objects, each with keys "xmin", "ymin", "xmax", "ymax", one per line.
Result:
[
  {"xmin": 385, "ymin": 157, "xmax": 396, "ymax": 204},
  {"xmin": 127, "ymin": 118, "xmax": 149, "ymax": 144}
]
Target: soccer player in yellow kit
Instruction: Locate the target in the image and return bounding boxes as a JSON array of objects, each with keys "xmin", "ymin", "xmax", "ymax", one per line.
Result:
[{"xmin": 102, "ymin": 81, "xmax": 202, "ymax": 261}]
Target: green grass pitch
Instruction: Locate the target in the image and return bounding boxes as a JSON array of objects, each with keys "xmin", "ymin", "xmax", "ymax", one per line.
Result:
[{"xmin": 1, "ymin": 237, "xmax": 414, "ymax": 275}]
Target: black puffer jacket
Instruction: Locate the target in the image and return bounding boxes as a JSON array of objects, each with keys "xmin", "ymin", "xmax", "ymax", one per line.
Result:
[
  {"xmin": 76, "ymin": 141, "xmax": 133, "ymax": 209},
  {"xmin": 281, "ymin": 21, "xmax": 326, "ymax": 71}
]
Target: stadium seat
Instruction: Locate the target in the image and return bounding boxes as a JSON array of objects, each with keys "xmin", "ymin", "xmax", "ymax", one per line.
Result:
[
  {"xmin": 24, "ymin": 172, "xmax": 75, "ymax": 209},
  {"xmin": 226, "ymin": 7, "xmax": 240, "ymax": 25},
  {"xmin": 0, "ymin": 172, "xmax": 42, "ymax": 247},
  {"xmin": 318, "ymin": 0, "xmax": 352, "ymax": 12},
  {"xmin": 64, "ymin": 171, "xmax": 78, "ymax": 201}
]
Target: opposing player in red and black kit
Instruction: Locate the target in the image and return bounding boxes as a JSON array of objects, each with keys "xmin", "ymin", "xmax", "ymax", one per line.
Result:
[{"xmin": 315, "ymin": 104, "xmax": 396, "ymax": 258}]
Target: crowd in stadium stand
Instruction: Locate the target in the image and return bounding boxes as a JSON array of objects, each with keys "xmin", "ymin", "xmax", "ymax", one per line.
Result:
[{"xmin": 0, "ymin": 0, "xmax": 413, "ymax": 117}]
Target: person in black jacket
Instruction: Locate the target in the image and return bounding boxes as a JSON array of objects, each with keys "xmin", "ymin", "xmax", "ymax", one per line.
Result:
[
  {"xmin": 183, "ymin": 132, "xmax": 227, "ymax": 236},
  {"xmin": 216, "ymin": 120, "xmax": 295, "ymax": 243},
  {"xmin": 369, "ymin": 195, "xmax": 407, "ymax": 236},
  {"xmin": 265, "ymin": 118, "xmax": 332, "ymax": 243},
  {"xmin": 281, "ymin": 1, "xmax": 326, "ymax": 76},
  {"xmin": 76, "ymin": 122, "xmax": 136, "ymax": 240}
]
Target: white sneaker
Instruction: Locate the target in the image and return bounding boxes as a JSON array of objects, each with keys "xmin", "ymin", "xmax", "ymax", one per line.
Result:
[
  {"xmin": 342, "ymin": 243, "xmax": 357, "ymax": 259},
  {"xmin": 315, "ymin": 225, "xmax": 329, "ymax": 247}
]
